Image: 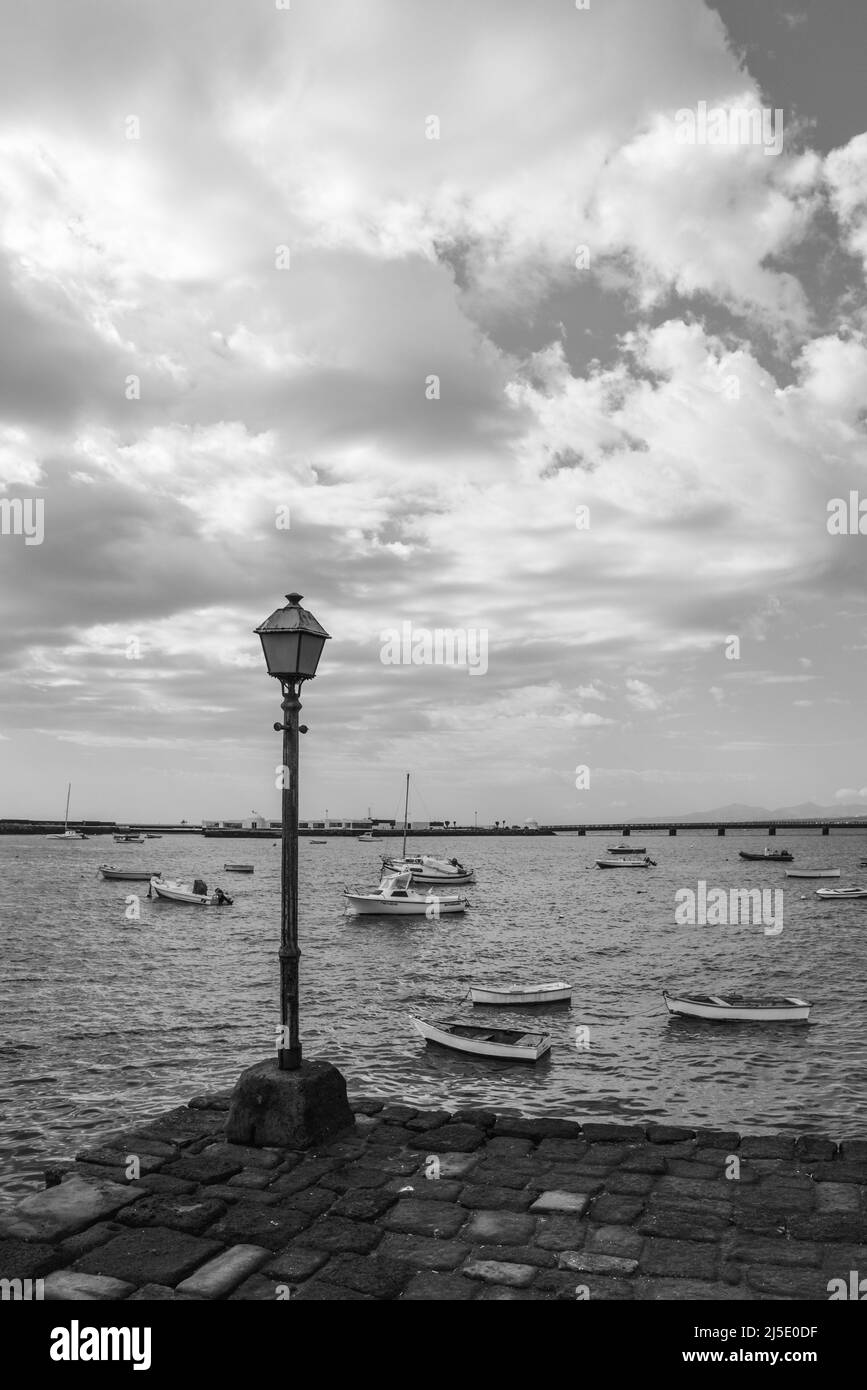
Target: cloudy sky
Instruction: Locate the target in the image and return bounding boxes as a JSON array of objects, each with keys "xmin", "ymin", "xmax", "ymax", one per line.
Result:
[{"xmin": 1, "ymin": 0, "xmax": 866, "ymax": 825}]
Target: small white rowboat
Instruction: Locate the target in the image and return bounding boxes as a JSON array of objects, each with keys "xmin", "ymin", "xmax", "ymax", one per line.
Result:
[
  {"xmin": 344, "ymin": 870, "xmax": 468, "ymax": 916},
  {"xmin": 411, "ymin": 1016, "xmax": 552, "ymax": 1062},
  {"xmin": 663, "ymin": 991, "xmax": 811, "ymax": 1022},
  {"xmin": 786, "ymin": 869, "xmax": 841, "ymax": 879},
  {"xmin": 99, "ymin": 865, "xmax": 161, "ymax": 881},
  {"xmin": 149, "ymin": 878, "xmax": 233, "ymax": 906},
  {"xmin": 816, "ymin": 886, "xmax": 867, "ymax": 899},
  {"xmin": 471, "ymin": 981, "xmax": 572, "ymax": 1006},
  {"xmin": 596, "ymin": 857, "xmax": 656, "ymax": 868}
]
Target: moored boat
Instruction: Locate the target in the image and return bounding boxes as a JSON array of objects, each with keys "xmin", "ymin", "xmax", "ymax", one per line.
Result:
[
  {"xmin": 663, "ymin": 990, "xmax": 811, "ymax": 1022},
  {"xmin": 411, "ymin": 1016, "xmax": 552, "ymax": 1061},
  {"xmin": 99, "ymin": 866, "xmax": 161, "ymax": 881},
  {"xmin": 344, "ymin": 870, "xmax": 467, "ymax": 916},
  {"xmin": 595, "ymin": 856, "xmax": 656, "ymax": 868},
  {"xmin": 114, "ymin": 833, "xmax": 145, "ymax": 844},
  {"xmin": 149, "ymin": 877, "xmax": 233, "ymax": 906},
  {"xmin": 470, "ymin": 981, "xmax": 572, "ymax": 1006},
  {"xmin": 785, "ymin": 868, "xmax": 840, "ymax": 879},
  {"xmin": 381, "ymin": 853, "xmax": 476, "ymax": 886},
  {"xmin": 738, "ymin": 850, "xmax": 793, "ymax": 862},
  {"xmin": 815, "ymin": 886, "xmax": 867, "ymax": 900},
  {"xmin": 357, "ymin": 832, "xmax": 375, "ymax": 841},
  {"xmin": 223, "ymin": 863, "xmax": 254, "ymax": 873},
  {"xmin": 46, "ymin": 783, "xmax": 88, "ymax": 839},
  {"xmin": 607, "ymin": 843, "xmax": 647, "ymax": 854},
  {"xmin": 310, "ymin": 839, "xmax": 328, "ymax": 844}
]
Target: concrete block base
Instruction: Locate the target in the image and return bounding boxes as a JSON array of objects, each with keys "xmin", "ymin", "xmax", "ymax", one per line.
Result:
[{"xmin": 226, "ymin": 1059, "xmax": 355, "ymax": 1149}]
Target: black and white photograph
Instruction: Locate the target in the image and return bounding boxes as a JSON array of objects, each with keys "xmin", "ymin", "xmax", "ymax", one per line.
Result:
[{"xmin": 1, "ymin": 0, "xmax": 866, "ymax": 1351}]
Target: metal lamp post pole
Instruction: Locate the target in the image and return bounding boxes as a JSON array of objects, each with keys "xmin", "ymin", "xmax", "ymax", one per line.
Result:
[{"xmin": 277, "ymin": 679, "xmax": 303, "ymax": 1070}]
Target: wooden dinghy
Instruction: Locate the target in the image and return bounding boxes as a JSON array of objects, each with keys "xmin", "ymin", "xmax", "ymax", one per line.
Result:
[
  {"xmin": 595, "ymin": 856, "xmax": 656, "ymax": 868},
  {"xmin": 99, "ymin": 865, "xmax": 161, "ymax": 881},
  {"xmin": 470, "ymin": 981, "xmax": 572, "ymax": 1006},
  {"xmin": 411, "ymin": 1016, "xmax": 552, "ymax": 1061},
  {"xmin": 149, "ymin": 877, "xmax": 233, "ymax": 906},
  {"xmin": 223, "ymin": 863, "xmax": 254, "ymax": 873},
  {"xmin": 785, "ymin": 868, "xmax": 840, "ymax": 878},
  {"xmin": 815, "ymin": 886, "xmax": 867, "ymax": 899},
  {"xmin": 738, "ymin": 850, "xmax": 793, "ymax": 862},
  {"xmin": 663, "ymin": 990, "xmax": 811, "ymax": 1022}
]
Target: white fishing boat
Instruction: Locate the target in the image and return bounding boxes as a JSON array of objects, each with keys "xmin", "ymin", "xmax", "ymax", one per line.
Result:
[
  {"xmin": 785, "ymin": 868, "xmax": 841, "ymax": 879},
  {"xmin": 99, "ymin": 866, "xmax": 161, "ymax": 882},
  {"xmin": 815, "ymin": 886, "xmax": 867, "ymax": 900},
  {"xmin": 381, "ymin": 853, "xmax": 476, "ymax": 886},
  {"xmin": 357, "ymin": 832, "xmax": 375, "ymax": 842},
  {"xmin": 607, "ymin": 843, "xmax": 647, "ymax": 854},
  {"xmin": 411, "ymin": 1016, "xmax": 552, "ymax": 1062},
  {"xmin": 470, "ymin": 981, "xmax": 572, "ymax": 1006},
  {"xmin": 344, "ymin": 870, "xmax": 467, "ymax": 916},
  {"xmin": 223, "ymin": 863, "xmax": 254, "ymax": 873},
  {"xmin": 595, "ymin": 856, "xmax": 656, "ymax": 868},
  {"xmin": 46, "ymin": 784, "xmax": 88, "ymax": 839},
  {"xmin": 114, "ymin": 833, "xmax": 145, "ymax": 844},
  {"xmin": 663, "ymin": 991, "xmax": 811, "ymax": 1022},
  {"xmin": 149, "ymin": 877, "xmax": 233, "ymax": 906}
]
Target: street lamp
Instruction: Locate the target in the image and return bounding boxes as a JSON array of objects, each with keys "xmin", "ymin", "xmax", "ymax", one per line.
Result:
[
  {"xmin": 255, "ymin": 593, "xmax": 330, "ymax": 1071},
  {"xmin": 226, "ymin": 590, "xmax": 353, "ymax": 1148}
]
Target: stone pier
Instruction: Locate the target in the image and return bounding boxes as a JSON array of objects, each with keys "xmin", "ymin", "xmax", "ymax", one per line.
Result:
[{"xmin": 1, "ymin": 1093, "xmax": 865, "ymax": 1301}]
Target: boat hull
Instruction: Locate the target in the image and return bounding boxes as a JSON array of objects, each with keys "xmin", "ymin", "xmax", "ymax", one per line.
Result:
[
  {"xmin": 738, "ymin": 852, "xmax": 792, "ymax": 862},
  {"xmin": 785, "ymin": 869, "xmax": 840, "ymax": 878},
  {"xmin": 150, "ymin": 878, "xmax": 230, "ymax": 906},
  {"xmin": 411, "ymin": 1016, "xmax": 552, "ymax": 1062},
  {"xmin": 223, "ymin": 864, "xmax": 254, "ymax": 873},
  {"xmin": 816, "ymin": 887, "xmax": 867, "ymax": 899},
  {"xmin": 595, "ymin": 859, "xmax": 654, "ymax": 868},
  {"xmin": 100, "ymin": 867, "xmax": 160, "ymax": 881},
  {"xmin": 471, "ymin": 983, "xmax": 572, "ymax": 1006},
  {"xmin": 345, "ymin": 894, "xmax": 467, "ymax": 915},
  {"xmin": 663, "ymin": 991, "xmax": 810, "ymax": 1022},
  {"xmin": 607, "ymin": 846, "xmax": 646, "ymax": 854},
  {"xmin": 382, "ymin": 856, "xmax": 476, "ymax": 885}
]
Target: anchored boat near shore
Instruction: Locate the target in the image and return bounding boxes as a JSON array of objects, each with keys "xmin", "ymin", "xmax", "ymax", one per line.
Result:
[
  {"xmin": 816, "ymin": 886, "xmax": 867, "ymax": 900},
  {"xmin": 149, "ymin": 877, "xmax": 233, "ymax": 906},
  {"xmin": 99, "ymin": 865, "xmax": 160, "ymax": 882},
  {"xmin": 470, "ymin": 981, "xmax": 572, "ymax": 1006},
  {"xmin": 46, "ymin": 784, "xmax": 88, "ymax": 840},
  {"xmin": 739, "ymin": 849, "xmax": 793, "ymax": 862},
  {"xmin": 344, "ymin": 870, "xmax": 468, "ymax": 916},
  {"xmin": 596, "ymin": 856, "xmax": 656, "ymax": 868},
  {"xmin": 663, "ymin": 991, "xmax": 811, "ymax": 1022},
  {"xmin": 786, "ymin": 868, "xmax": 840, "ymax": 878},
  {"xmin": 411, "ymin": 1015, "xmax": 552, "ymax": 1061}
]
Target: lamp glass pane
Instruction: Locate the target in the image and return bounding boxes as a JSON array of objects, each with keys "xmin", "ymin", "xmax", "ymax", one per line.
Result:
[
  {"xmin": 260, "ymin": 630, "xmax": 301, "ymax": 677},
  {"xmin": 297, "ymin": 631, "xmax": 326, "ymax": 678}
]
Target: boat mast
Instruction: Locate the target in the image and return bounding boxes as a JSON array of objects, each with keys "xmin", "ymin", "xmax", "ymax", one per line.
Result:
[
  {"xmin": 402, "ymin": 773, "xmax": 409, "ymax": 857},
  {"xmin": 64, "ymin": 782, "xmax": 71, "ymax": 832}
]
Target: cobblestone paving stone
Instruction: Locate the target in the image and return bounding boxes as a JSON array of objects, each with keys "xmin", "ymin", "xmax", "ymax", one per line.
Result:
[{"xmin": 2, "ymin": 1091, "xmax": 866, "ymax": 1300}]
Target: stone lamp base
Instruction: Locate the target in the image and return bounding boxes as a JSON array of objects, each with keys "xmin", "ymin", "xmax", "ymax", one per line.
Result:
[{"xmin": 226, "ymin": 1058, "xmax": 355, "ymax": 1149}]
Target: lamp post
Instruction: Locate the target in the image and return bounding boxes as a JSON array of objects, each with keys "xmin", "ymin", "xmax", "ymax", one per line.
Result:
[
  {"xmin": 226, "ymin": 590, "xmax": 353, "ymax": 1148},
  {"xmin": 254, "ymin": 593, "xmax": 330, "ymax": 1071}
]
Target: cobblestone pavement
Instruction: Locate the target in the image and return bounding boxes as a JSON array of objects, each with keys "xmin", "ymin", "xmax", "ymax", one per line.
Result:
[{"xmin": 2, "ymin": 1093, "xmax": 865, "ymax": 1300}]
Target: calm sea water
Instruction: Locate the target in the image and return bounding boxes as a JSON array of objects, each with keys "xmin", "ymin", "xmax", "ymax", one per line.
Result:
[{"xmin": 2, "ymin": 829, "xmax": 867, "ymax": 1204}]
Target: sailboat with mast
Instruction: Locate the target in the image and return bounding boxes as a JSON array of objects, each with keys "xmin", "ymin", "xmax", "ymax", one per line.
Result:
[
  {"xmin": 46, "ymin": 784, "xmax": 88, "ymax": 840},
  {"xmin": 380, "ymin": 774, "xmax": 476, "ymax": 885}
]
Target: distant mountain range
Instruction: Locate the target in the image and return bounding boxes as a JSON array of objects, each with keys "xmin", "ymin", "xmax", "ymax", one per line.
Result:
[{"xmin": 675, "ymin": 801, "xmax": 867, "ymax": 822}]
